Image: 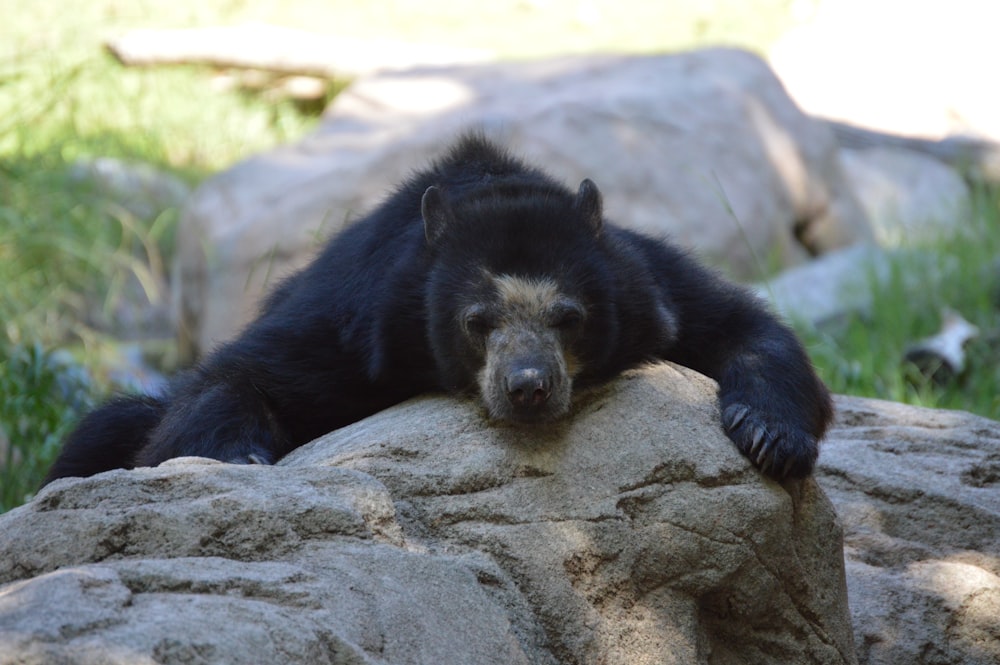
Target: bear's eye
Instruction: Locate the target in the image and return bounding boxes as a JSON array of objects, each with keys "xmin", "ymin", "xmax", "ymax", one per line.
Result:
[
  {"xmin": 462, "ymin": 306, "xmax": 495, "ymax": 336},
  {"xmin": 550, "ymin": 301, "xmax": 586, "ymax": 332}
]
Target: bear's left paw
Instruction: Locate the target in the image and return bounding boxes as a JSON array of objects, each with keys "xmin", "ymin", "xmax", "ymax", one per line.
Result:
[
  {"xmin": 721, "ymin": 403, "xmax": 818, "ymax": 480},
  {"xmin": 225, "ymin": 451, "xmax": 274, "ymax": 465}
]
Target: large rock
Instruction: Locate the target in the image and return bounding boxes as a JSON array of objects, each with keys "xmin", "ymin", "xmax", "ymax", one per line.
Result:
[
  {"xmin": 755, "ymin": 244, "xmax": 888, "ymax": 327},
  {"xmin": 0, "ymin": 364, "xmax": 857, "ymax": 665},
  {"xmin": 821, "ymin": 396, "xmax": 1000, "ymax": 665},
  {"xmin": 175, "ymin": 48, "xmax": 870, "ymax": 359},
  {"xmin": 838, "ymin": 147, "xmax": 970, "ymax": 246},
  {"xmin": 756, "ymin": 244, "xmax": 946, "ymax": 328}
]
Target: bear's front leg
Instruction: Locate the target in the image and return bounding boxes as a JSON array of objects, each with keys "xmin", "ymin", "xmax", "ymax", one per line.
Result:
[
  {"xmin": 712, "ymin": 332, "xmax": 833, "ymax": 480},
  {"xmin": 134, "ymin": 378, "xmax": 288, "ymax": 468}
]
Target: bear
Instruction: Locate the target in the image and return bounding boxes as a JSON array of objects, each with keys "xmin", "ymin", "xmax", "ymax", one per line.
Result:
[{"xmin": 43, "ymin": 133, "xmax": 833, "ymax": 486}]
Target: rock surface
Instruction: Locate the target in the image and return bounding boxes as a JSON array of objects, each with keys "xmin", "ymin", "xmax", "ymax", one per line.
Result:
[
  {"xmin": 0, "ymin": 364, "xmax": 857, "ymax": 665},
  {"xmin": 755, "ymin": 244, "xmax": 888, "ymax": 327},
  {"xmin": 69, "ymin": 157, "xmax": 192, "ymax": 222},
  {"xmin": 175, "ymin": 48, "xmax": 869, "ymax": 359},
  {"xmin": 821, "ymin": 396, "xmax": 1000, "ymax": 665},
  {"xmin": 838, "ymin": 147, "xmax": 970, "ymax": 246},
  {"xmin": 68, "ymin": 157, "xmax": 183, "ymax": 341},
  {"xmin": 757, "ymin": 244, "xmax": 961, "ymax": 329}
]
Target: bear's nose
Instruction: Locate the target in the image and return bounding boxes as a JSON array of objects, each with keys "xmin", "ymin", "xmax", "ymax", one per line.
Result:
[{"xmin": 506, "ymin": 368, "xmax": 551, "ymax": 408}]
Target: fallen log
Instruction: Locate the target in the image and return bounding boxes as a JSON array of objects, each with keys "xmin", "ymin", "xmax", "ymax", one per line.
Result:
[
  {"xmin": 105, "ymin": 23, "xmax": 493, "ymax": 79},
  {"xmin": 828, "ymin": 119, "xmax": 1000, "ymax": 184}
]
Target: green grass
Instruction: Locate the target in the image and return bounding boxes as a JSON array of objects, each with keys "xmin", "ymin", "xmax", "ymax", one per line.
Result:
[
  {"xmin": 798, "ymin": 186, "xmax": 1000, "ymax": 420},
  {"xmin": 1, "ymin": 344, "xmax": 95, "ymax": 509},
  {"xmin": 0, "ymin": 2, "xmax": 325, "ymax": 510}
]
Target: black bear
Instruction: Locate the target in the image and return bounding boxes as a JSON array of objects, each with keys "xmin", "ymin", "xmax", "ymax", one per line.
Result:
[{"xmin": 43, "ymin": 133, "xmax": 832, "ymax": 486}]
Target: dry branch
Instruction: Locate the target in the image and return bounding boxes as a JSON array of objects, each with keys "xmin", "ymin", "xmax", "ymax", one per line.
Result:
[
  {"xmin": 828, "ymin": 119, "xmax": 1000, "ymax": 184},
  {"xmin": 105, "ymin": 23, "xmax": 493, "ymax": 79}
]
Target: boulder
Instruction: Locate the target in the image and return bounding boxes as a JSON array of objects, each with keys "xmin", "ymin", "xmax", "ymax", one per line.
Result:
[
  {"xmin": 755, "ymin": 244, "xmax": 888, "ymax": 327},
  {"xmin": 68, "ymin": 157, "xmax": 183, "ymax": 341},
  {"xmin": 68, "ymin": 157, "xmax": 191, "ymax": 222},
  {"xmin": 821, "ymin": 396, "xmax": 1000, "ymax": 665},
  {"xmin": 0, "ymin": 464, "xmax": 536, "ymax": 665},
  {"xmin": 838, "ymin": 147, "xmax": 970, "ymax": 246},
  {"xmin": 757, "ymin": 244, "xmax": 959, "ymax": 329},
  {"xmin": 175, "ymin": 48, "xmax": 870, "ymax": 359},
  {"xmin": 0, "ymin": 364, "xmax": 857, "ymax": 665}
]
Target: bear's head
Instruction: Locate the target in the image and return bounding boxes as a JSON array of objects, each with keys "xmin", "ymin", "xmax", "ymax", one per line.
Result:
[{"xmin": 421, "ymin": 178, "xmax": 624, "ymax": 423}]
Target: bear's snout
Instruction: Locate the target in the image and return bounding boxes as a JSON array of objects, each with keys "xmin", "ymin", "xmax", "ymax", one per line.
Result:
[
  {"xmin": 479, "ymin": 339, "xmax": 572, "ymax": 424},
  {"xmin": 505, "ymin": 367, "xmax": 552, "ymax": 410}
]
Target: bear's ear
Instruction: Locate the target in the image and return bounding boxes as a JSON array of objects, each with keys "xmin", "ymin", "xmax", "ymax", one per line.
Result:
[
  {"xmin": 574, "ymin": 179, "xmax": 603, "ymax": 236},
  {"xmin": 421, "ymin": 186, "xmax": 454, "ymax": 246}
]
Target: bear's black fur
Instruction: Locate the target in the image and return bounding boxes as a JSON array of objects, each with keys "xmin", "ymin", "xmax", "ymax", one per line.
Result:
[{"xmin": 43, "ymin": 134, "xmax": 833, "ymax": 485}]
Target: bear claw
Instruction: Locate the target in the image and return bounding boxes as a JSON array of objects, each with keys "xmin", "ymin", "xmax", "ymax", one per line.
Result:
[
  {"xmin": 721, "ymin": 401, "xmax": 817, "ymax": 480},
  {"xmin": 723, "ymin": 404, "xmax": 751, "ymax": 431},
  {"xmin": 225, "ymin": 452, "xmax": 273, "ymax": 465}
]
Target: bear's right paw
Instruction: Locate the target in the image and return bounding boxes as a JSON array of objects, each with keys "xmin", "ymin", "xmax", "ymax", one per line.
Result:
[{"xmin": 721, "ymin": 403, "xmax": 818, "ymax": 480}]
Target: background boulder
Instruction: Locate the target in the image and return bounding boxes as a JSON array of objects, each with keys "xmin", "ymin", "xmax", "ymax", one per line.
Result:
[
  {"xmin": 838, "ymin": 147, "xmax": 970, "ymax": 246},
  {"xmin": 175, "ymin": 48, "xmax": 870, "ymax": 359}
]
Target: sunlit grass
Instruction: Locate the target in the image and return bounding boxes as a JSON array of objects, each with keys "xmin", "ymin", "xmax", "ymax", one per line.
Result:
[
  {"xmin": 798, "ymin": 186, "xmax": 1000, "ymax": 420},
  {"xmin": 0, "ymin": 4, "xmax": 326, "ymax": 509}
]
